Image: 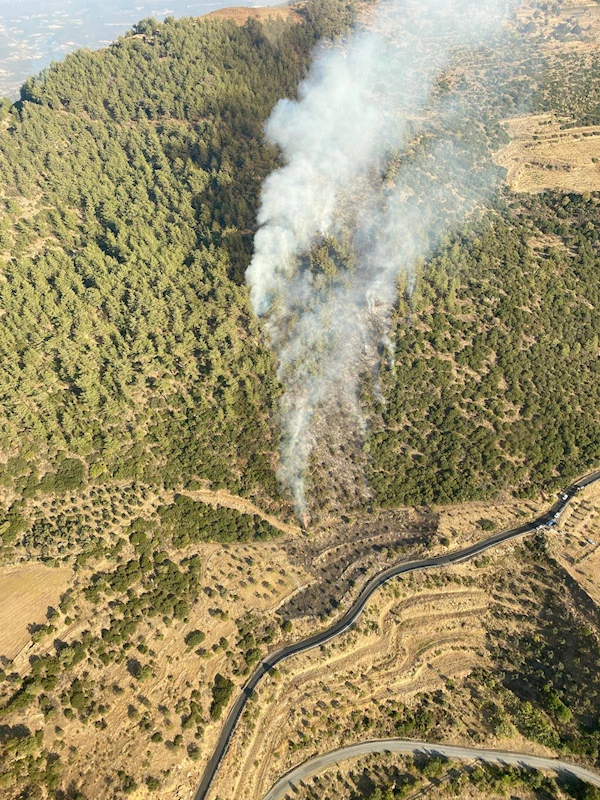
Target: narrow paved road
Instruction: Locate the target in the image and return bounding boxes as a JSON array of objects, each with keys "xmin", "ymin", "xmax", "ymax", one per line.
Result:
[
  {"xmin": 262, "ymin": 739, "xmax": 600, "ymax": 800},
  {"xmin": 194, "ymin": 470, "xmax": 600, "ymax": 800}
]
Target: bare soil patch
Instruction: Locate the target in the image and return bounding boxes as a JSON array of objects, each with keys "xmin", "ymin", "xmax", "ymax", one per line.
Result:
[
  {"xmin": 0, "ymin": 562, "xmax": 72, "ymax": 659},
  {"xmin": 496, "ymin": 114, "xmax": 600, "ymax": 193}
]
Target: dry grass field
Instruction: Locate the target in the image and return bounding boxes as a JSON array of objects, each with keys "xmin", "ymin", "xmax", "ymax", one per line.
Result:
[
  {"xmin": 0, "ymin": 484, "xmax": 442, "ymax": 798},
  {"xmin": 0, "ymin": 512, "xmax": 311, "ymax": 798},
  {"xmin": 495, "ymin": 114, "xmax": 600, "ymax": 193},
  {"xmin": 0, "ymin": 471, "xmax": 597, "ymax": 799},
  {"xmin": 0, "ymin": 478, "xmax": 574, "ymax": 800},
  {"xmin": 204, "ymin": 480, "xmax": 600, "ymax": 800},
  {"xmin": 216, "ymin": 573, "xmax": 492, "ymax": 800},
  {"xmin": 436, "ymin": 496, "xmax": 547, "ymax": 547},
  {"xmin": 0, "ymin": 563, "xmax": 71, "ymax": 659},
  {"xmin": 204, "ymin": 4, "xmax": 301, "ymax": 25}
]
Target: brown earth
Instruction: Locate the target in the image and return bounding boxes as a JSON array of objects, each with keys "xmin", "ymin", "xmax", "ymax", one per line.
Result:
[
  {"xmin": 435, "ymin": 495, "xmax": 547, "ymax": 548},
  {"xmin": 0, "ymin": 474, "xmax": 597, "ymax": 799},
  {"xmin": 0, "ymin": 485, "xmax": 441, "ymax": 798},
  {"xmin": 495, "ymin": 114, "xmax": 600, "ymax": 194},
  {"xmin": 206, "ymin": 481, "xmax": 600, "ymax": 800},
  {"xmin": 0, "ymin": 562, "xmax": 72, "ymax": 659},
  {"xmin": 0, "ymin": 480, "xmax": 566, "ymax": 800}
]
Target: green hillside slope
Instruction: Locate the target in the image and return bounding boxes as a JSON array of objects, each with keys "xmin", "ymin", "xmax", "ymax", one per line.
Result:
[{"xmin": 0, "ymin": 1, "xmax": 352, "ymax": 533}]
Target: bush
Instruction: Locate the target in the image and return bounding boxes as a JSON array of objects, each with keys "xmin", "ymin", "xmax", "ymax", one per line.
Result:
[
  {"xmin": 210, "ymin": 674, "xmax": 234, "ymax": 720},
  {"xmin": 184, "ymin": 630, "xmax": 206, "ymax": 649},
  {"xmin": 187, "ymin": 743, "xmax": 201, "ymax": 761}
]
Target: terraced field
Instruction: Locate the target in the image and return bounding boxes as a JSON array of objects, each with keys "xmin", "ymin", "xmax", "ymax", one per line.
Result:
[{"xmin": 205, "ymin": 483, "xmax": 600, "ymax": 800}]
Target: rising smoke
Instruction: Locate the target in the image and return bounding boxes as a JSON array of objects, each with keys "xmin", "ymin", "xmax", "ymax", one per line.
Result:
[{"xmin": 246, "ymin": 0, "xmax": 511, "ymax": 518}]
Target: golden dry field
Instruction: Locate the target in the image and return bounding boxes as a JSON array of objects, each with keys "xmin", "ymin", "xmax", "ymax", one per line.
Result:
[
  {"xmin": 2, "ymin": 478, "xmax": 584, "ymax": 800},
  {"xmin": 0, "ymin": 563, "xmax": 72, "ymax": 659},
  {"xmin": 496, "ymin": 114, "xmax": 600, "ymax": 193}
]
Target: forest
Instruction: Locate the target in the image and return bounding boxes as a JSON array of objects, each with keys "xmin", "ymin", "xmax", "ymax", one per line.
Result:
[
  {"xmin": 369, "ymin": 191, "xmax": 600, "ymax": 506},
  {"xmin": 0, "ymin": 0, "xmax": 597, "ymax": 538},
  {"xmin": 0, "ymin": 0, "xmax": 356, "ymax": 537}
]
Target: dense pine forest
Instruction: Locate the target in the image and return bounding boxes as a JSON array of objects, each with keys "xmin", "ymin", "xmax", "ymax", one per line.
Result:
[
  {"xmin": 0, "ymin": 1, "xmax": 358, "ymax": 530},
  {"xmin": 0, "ymin": 0, "xmax": 597, "ymax": 537}
]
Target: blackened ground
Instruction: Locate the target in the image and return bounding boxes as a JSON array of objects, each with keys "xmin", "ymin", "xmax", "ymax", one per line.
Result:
[{"xmin": 279, "ymin": 509, "xmax": 439, "ymax": 621}]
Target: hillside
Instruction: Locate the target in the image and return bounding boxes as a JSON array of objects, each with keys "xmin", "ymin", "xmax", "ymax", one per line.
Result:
[
  {"xmin": 0, "ymin": 0, "xmax": 599, "ymax": 798},
  {"xmin": 0, "ymin": 0, "xmax": 357, "ymax": 547},
  {"xmin": 214, "ymin": 491, "xmax": 600, "ymax": 799},
  {"xmin": 0, "ymin": 0, "xmax": 598, "ymax": 537}
]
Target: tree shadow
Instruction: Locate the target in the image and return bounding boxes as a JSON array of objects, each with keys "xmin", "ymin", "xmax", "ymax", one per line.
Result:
[
  {"xmin": 126, "ymin": 658, "xmax": 141, "ymax": 678},
  {"xmin": 0, "ymin": 723, "xmax": 31, "ymax": 742}
]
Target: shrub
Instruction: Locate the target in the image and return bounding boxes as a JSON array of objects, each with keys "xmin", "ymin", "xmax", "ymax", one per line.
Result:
[
  {"xmin": 210, "ymin": 674, "xmax": 234, "ymax": 720},
  {"xmin": 185, "ymin": 630, "xmax": 206, "ymax": 649}
]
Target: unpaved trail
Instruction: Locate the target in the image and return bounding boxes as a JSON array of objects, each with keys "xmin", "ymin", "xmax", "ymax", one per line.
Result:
[{"xmin": 182, "ymin": 488, "xmax": 300, "ymax": 537}]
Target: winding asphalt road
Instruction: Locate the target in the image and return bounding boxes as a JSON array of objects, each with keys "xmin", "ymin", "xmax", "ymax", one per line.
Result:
[
  {"xmin": 193, "ymin": 470, "xmax": 600, "ymax": 800},
  {"xmin": 262, "ymin": 739, "xmax": 600, "ymax": 800}
]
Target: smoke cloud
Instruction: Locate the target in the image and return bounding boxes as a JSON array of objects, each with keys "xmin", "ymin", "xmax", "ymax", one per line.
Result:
[{"xmin": 247, "ymin": 0, "xmax": 512, "ymax": 517}]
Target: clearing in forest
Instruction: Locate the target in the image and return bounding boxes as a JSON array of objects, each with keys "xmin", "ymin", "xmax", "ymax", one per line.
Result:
[
  {"xmin": 0, "ymin": 562, "xmax": 72, "ymax": 659},
  {"xmin": 496, "ymin": 114, "xmax": 600, "ymax": 193}
]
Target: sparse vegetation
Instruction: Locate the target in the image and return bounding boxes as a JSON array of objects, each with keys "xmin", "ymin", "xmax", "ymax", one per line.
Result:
[{"xmin": 298, "ymin": 754, "xmax": 599, "ymax": 800}]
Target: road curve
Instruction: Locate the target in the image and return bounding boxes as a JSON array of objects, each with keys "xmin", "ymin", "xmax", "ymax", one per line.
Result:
[
  {"xmin": 194, "ymin": 470, "xmax": 600, "ymax": 800},
  {"xmin": 262, "ymin": 739, "xmax": 600, "ymax": 800}
]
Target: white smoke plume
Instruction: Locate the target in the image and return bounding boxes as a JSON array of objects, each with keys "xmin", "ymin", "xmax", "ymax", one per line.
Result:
[{"xmin": 247, "ymin": 0, "xmax": 512, "ymax": 517}]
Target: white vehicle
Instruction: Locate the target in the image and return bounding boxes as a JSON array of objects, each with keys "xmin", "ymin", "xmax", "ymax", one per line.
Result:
[
  {"xmin": 553, "ymin": 512, "xmax": 561, "ymax": 519},
  {"xmin": 536, "ymin": 524, "xmax": 545, "ymax": 530},
  {"xmin": 562, "ymin": 494, "xmax": 568, "ymax": 500}
]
